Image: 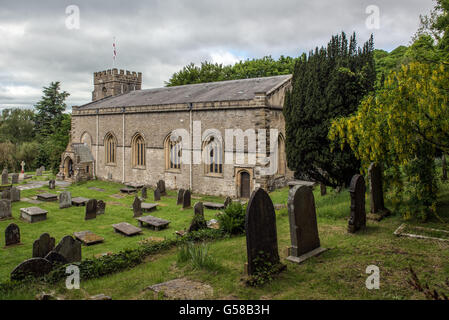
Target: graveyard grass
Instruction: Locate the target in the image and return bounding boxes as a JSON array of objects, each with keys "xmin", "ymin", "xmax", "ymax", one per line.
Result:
[{"xmin": 1, "ymin": 173, "xmax": 449, "ymax": 300}]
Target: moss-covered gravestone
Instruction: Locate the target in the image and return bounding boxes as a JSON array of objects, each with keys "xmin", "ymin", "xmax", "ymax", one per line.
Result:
[
  {"xmin": 188, "ymin": 202, "xmax": 207, "ymax": 232},
  {"xmin": 348, "ymin": 174, "xmax": 366, "ymax": 233},
  {"xmin": 287, "ymin": 185, "xmax": 327, "ymax": 264},
  {"xmin": 59, "ymin": 191, "xmax": 72, "ymax": 209},
  {"xmin": 97, "ymin": 200, "xmax": 106, "ymax": 215}
]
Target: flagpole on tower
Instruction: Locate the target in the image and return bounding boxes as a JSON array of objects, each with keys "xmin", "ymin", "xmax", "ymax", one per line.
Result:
[{"xmin": 112, "ymin": 36, "xmax": 117, "ymax": 68}]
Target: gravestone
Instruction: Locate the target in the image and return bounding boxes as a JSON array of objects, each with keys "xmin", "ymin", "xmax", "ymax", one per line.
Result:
[
  {"xmin": 113, "ymin": 222, "xmax": 142, "ymax": 236},
  {"xmin": 286, "ymin": 185, "xmax": 327, "ymax": 264},
  {"xmin": 177, "ymin": 189, "xmax": 185, "ymax": 205},
  {"xmin": 85, "ymin": 199, "xmax": 97, "ymax": 220},
  {"xmin": 40, "ymin": 166, "xmax": 45, "ymax": 172},
  {"xmin": 188, "ymin": 202, "xmax": 207, "ymax": 232},
  {"xmin": 59, "ymin": 191, "xmax": 72, "ymax": 209},
  {"xmin": 0, "ymin": 200, "xmax": 12, "ymax": 220},
  {"xmin": 368, "ymin": 163, "xmax": 390, "ymax": 217},
  {"xmin": 32, "ymin": 233, "xmax": 55, "ymax": 258},
  {"xmin": 54, "ymin": 235, "xmax": 82, "ymax": 263},
  {"xmin": 10, "ymin": 258, "xmax": 53, "ymax": 280},
  {"xmin": 97, "ymin": 200, "xmax": 106, "ymax": 215},
  {"xmin": 11, "ymin": 173, "xmax": 19, "ymax": 184},
  {"xmin": 5, "ymin": 223, "xmax": 20, "ymax": 246},
  {"xmin": 348, "ymin": 174, "xmax": 367, "ymax": 233},
  {"xmin": 245, "ymin": 188, "xmax": 281, "ymax": 275},
  {"xmin": 133, "ymin": 196, "xmax": 142, "ymax": 217},
  {"xmin": 2, "ymin": 189, "xmax": 11, "ymax": 200},
  {"xmin": 1, "ymin": 169, "xmax": 8, "ymax": 185},
  {"xmin": 224, "ymin": 196, "xmax": 232, "ymax": 208},
  {"xmin": 141, "ymin": 186, "xmax": 147, "ymax": 200},
  {"xmin": 157, "ymin": 180, "xmax": 166, "ymax": 196},
  {"xmin": 154, "ymin": 188, "xmax": 161, "ymax": 201},
  {"xmin": 36, "ymin": 168, "xmax": 42, "ymax": 176},
  {"xmin": 20, "ymin": 206, "xmax": 48, "ymax": 223},
  {"xmin": 36, "ymin": 193, "xmax": 57, "ymax": 202},
  {"xmin": 320, "ymin": 183, "xmax": 327, "ymax": 196},
  {"xmin": 182, "ymin": 190, "xmax": 191, "ymax": 209},
  {"xmin": 10, "ymin": 187, "xmax": 20, "ymax": 202},
  {"xmin": 49, "ymin": 180, "xmax": 56, "ymax": 190},
  {"xmin": 44, "ymin": 251, "xmax": 68, "ymax": 265}
]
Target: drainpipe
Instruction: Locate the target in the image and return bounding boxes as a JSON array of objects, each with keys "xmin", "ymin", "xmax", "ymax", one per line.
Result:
[
  {"xmin": 188, "ymin": 102, "xmax": 193, "ymax": 191},
  {"xmin": 95, "ymin": 110, "xmax": 98, "ymax": 179},
  {"xmin": 122, "ymin": 108, "xmax": 125, "ymax": 183}
]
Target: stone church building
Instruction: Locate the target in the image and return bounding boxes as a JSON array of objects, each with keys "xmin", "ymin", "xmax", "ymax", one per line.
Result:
[{"xmin": 58, "ymin": 68, "xmax": 293, "ymax": 197}]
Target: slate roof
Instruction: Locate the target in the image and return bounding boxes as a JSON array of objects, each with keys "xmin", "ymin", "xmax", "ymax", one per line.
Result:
[
  {"xmin": 78, "ymin": 74, "xmax": 292, "ymax": 110},
  {"xmin": 72, "ymin": 143, "xmax": 94, "ymax": 163}
]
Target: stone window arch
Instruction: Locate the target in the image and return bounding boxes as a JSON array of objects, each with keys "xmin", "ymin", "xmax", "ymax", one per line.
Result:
[
  {"xmin": 80, "ymin": 131, "xmax": 92, "ymax": 150},
  {"xmin": 165, "ymin": 133, "xmax": 181, "ymax": 171},
  {"xmin": 132, "ymin": 133, "xmax": 145, "ymax": 168},
  {"xmin": 104, "ymin": 132, "xmax": 117, "ymax": 165},
  {"xmin": 203, "ymin": 135, "xmax": 223, "ymax": 176}
]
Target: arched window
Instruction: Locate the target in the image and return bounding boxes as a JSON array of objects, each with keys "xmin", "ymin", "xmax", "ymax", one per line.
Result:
[
  {"xmin": 132, "ymin": 134, "xmax": 145, "ymax": 167},
  {"xmin": 204, "ymin": 136, "xmax": 223, "ymax": 175},
  {"xmin": 81, "ymin": 132, "xmax": 92, "ymax": 150},
  {"xmin": 105, "ymin": 132, "xmax": 117, "ymax": 165},
  {"xmin": 277, "ymin": 135, "xmax": 286, "ymax": 175},
  {"xmin": 165, "ymin": 134, "xmax": 181, "ymax": 170}
]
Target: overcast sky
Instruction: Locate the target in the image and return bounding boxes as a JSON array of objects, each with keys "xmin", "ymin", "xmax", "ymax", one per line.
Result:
[{"xmin": 0, "ymin": 0, "xmax": 436, "ymax": 110}]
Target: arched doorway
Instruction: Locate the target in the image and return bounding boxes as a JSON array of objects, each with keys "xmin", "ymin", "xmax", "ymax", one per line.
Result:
[
  {"xmin": 240, "ymin": 171, "xmax": 251, "ymax": 198},
  {"xmin": 64, "ymin": 157, "xmax": 74, "ymax": 178}
]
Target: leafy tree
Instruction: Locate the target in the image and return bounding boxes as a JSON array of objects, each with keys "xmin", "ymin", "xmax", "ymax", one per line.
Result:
[
  {"xmin": 0, "ymin": 108, "xmax": 35, "ymax": 144},
  {"xmin": 0, "ymin": 142, "xmax": 17, "ymax": 171},
  {"xmin": 284, "ymin": 32, "xmax": 376, "ymax": 187}
]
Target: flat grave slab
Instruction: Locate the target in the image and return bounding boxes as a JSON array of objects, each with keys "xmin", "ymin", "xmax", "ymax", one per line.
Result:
[
  {"xmin": 112, "ymin": 222, "xmax": 142, "ymax": 236},
  {"xmin": 145, "ymin": 278, "xmax": 213, "ymax": 300},
  {"xmin": 20, "ymin": 207, "xmax": 48, "ymax": 223},
  {"xmin": 88, "ymin": 187, "xmax": 105, "ymax": 192},
  {"xmin": 36, "ymin": 193, "xmax": 57, "ymax": 202},
  {"xmin": 21, "ymin": 197, "xmax": 43, "ymax": 205},
  {"xmin": 72, "ymin": 197, "xmax": 90, "ymax": 206},
  {"xmin": 120, "ymin": 187, "xmax": 137, "ymax": 194},
  {"xmin": 203, "ymin": 202, "xmax": 225, "ymax": 210},
  {"xmin": 136, "ymin": 215, "xmax": 170, "ymax": 230},
  {"xmin": 74, "ymin": 231, "xmax": 104, "ymax": 245},
  {"xmin": 141, "ymin": 203, "xmax": 158, "ymax": 213}
]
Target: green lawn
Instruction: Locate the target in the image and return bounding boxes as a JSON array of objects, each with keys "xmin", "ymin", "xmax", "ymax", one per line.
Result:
[{"xmin": 1, "ymin": 177, "xmax": 449, "ymax": 300}]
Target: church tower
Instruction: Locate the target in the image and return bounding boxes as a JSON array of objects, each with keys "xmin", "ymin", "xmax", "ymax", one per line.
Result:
[{"xmin": 92, "ymin": 68, "xmax": 142, "ymax": 101}]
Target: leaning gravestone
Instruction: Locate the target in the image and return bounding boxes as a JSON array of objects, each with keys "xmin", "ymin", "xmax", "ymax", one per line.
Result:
[
  {"xmin": 32, "ymin": 233, "xmax": 55, "ymax": 258},
  {"xmin": 54, "ymin": 235, "xmax": 82, "ymax": 263},
  {"xmin": 85, "ymin": 199, "xmax": 97, "ymax": 220},
  {"xmin": 177, "ymin": 189, "xmax": 185, "ymax": 205},
  {"xmin": 96, "ymin": 200, "xmax": 106, "ymax": 215},
  {"xmin": 10, "ymin": 258, "xmax": 53, "ymax": 280},
  {"xmin": 154, "ymin": 188, "xmax": 161, "ymax": 201},
  {"xmin": 368, "ymin": 163, "xmax": 390, "ymax": 218},
  {"xmin": 133, "ymin": 196, "xmax": 142, "ymax": 217},
  {"xmin": 245, "ymin": 188, "xmax": 282, "ymax": 275},
  {"xmin": 5, "ymin": 223, "xmax": 20, "ymax": 246},
  {"xmin": 141, "ymin": 186, "xmax": 147, "ymax": 200},
  {"xmin": 182, "ymin": 190, "xmax": 191, "ymax": 209},
  {"xmin": 188, "ymin": 202, "xmax": 207, "ymax": 232},
  {"xmin": 1, "ymin": 169, "xmax": 8, "ymax": 185},
  {"xmin": 348, "ymin": 174, "xmax": 367, "ymax": 233},
  {"xmin": 49, "ymin": 180, "xmax": 56, "ymax": 190},
  {"xmin": 286, "ymin": 185, "xmax": 327, "ymax": 264},
  {"xmin": 59, "ymin": 191, "xmax": 72, "ymax": 209},
  {"xmin": 0, "ymin": 200, "xmax": 12, "ymax": 220},
  {"xmin": 11, "ymin": 173, "xmax": 19, "ymax": 184},
  {"xmin": 157, "ymin": 180, "xmax": 166, "ymax": 196},
  {"xmin": 10, "ymin": 187, "xmax": 20, "ymax": 202}
]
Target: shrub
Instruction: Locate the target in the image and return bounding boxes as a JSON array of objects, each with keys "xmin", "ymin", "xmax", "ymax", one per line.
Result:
[
  {"xmin": 218, "ymin": 201, "xmax": 246, "ymax": 234},
  {"xmin": 177, "ymin": 242, "xmax": 220, "ymax": 271}
]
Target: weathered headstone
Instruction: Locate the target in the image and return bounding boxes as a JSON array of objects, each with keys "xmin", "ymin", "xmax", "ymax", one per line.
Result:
[
  {"xmin": 32, "ymin": 233, "xmax": 55, "ymax": 258},
  {"xmin": 10, "ymin": 258, "xmax": 53, "ymax": 280},
  {"xmin": 59, "ymin": 191, "xmax": 72, "ymax": 209},
  {"xmin": 368, "ymin": 163, "xmax": 390, "ymax": 217},
  {"xmin": 141, "ymin": 186, "xmax": 147, "ymax": 200},
  {"xmin": 0, "ymin": 200, "xmax": 12, "ymax": 220},
  {"xmin": 96, "ymin": 200, "xmax": 106, "ymax": 215},
  {"xmin": 188, "ymin": 202, "xmax": 207, "ymax": 232},
  {"xmin": 224, "ymin": 196, "xmax": 232, "ymax": 208},
  {"xmin": 133, "ymin": 196, "xmax": 142, "ymax": 217},
  {"xmin": 182, "ymin": 190, "xmax": 191, "ymax": 209},
  {"xmin": 245, "ymin": 188, "xmax": 281, "ymax": 275},
  {"xmin": 44, "ymin": 251, "xmax": 68, "ymax": 265},
  {"xmin": 286, "ymin": 185, "xmax": 327, "ymax": 264},
  {"xmin": 154, "ymin": 188, "xmax": 161, "ymax": 201},
  {"xmin": 348, "ymin": 174, "xmax": 367, "ymax": 233},
  {"xmin": 11, "ymin": 173, "xmax": 19, "ymax": 184},
  {"xmin": 1, "ymin": 169, "xmax": 8, "ymax": 185},
  {"xmin": 40, "ymin": 166, "xmax": 45, "ymax": 172},
  {"xmin": 157, "ymin": 180, "xmax": 166, "ymax": 196},
  {"xmin": 2, "ymin": 189, "xmax": 11, "ymax": 200},
  {"xmin": 10, "ymin": 187, "xmax": 20, "ymax": 202},
  {"xmin": 177, "ymin": 189, "xmax": 185, "ymax": 205},
  {"xmin": 5, "ymin": 223, "xmax": 20, "ymax": 246},
  {"xmin": 49, "ymin": 180, "xmax": 56, "ymax": 190},
  {"xmin": 320, "ymin": 183, "xmax": 327, "ymax": 196},
  {"xmin": 36, "ymin": 168, "xmax": 42, "ymax": 176},
  {"xmin": 85, "ymin": 199, "xmax": 97, "ymax": 220},
  {"xmin": 54, "ymin": 235, "xmax": 82, "ymax": 263}
]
